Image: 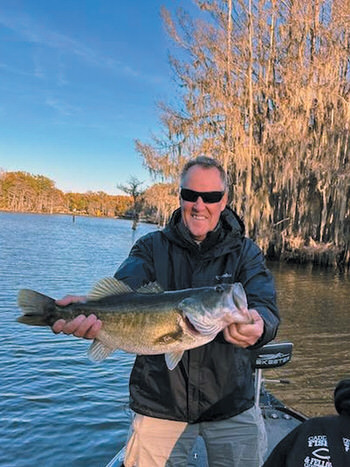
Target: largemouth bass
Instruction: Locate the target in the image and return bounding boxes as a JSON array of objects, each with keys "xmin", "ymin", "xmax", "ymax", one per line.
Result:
[{"xmin": 17, "ymin": 277, "xmax": 253, "ymax": 370}]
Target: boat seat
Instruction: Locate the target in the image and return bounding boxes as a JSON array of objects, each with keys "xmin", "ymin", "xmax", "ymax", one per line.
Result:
[{"xmin": 253, "ymin": 342, "xmax": 293, "ymax": 369}]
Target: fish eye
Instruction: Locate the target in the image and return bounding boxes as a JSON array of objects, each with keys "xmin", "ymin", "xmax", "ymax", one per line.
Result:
[{"xmin": 215, "ymin": 285, "xmax": 224, "ymax": 293}]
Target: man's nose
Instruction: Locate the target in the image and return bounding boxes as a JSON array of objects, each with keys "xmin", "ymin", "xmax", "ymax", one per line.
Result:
[{"xmin": 193, "ymin": 196, "xmax": 205, "ymax": 208}]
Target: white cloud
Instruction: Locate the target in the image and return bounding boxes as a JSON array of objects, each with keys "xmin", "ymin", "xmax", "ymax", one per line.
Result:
[
  {"xmin": 45, "ymin": 97, "xmax": 80, "ymax": 116},
  {"xmin": 0, "ymin": 61, "xmax": 41, "ymax": 78},
  {"xmin": 0, "ymin": 9, "xmax": 139, "ymax": 76}
]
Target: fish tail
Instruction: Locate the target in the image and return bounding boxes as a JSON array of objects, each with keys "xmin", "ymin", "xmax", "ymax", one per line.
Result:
[{"xmin": 17, "ymin": 289, "xmax": 54, "ymax": 326}]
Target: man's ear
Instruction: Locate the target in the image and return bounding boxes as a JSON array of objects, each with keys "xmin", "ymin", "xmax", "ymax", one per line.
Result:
[{"xmin": 220, "ymin": 192, "xmax": 228, "ymax": 211}]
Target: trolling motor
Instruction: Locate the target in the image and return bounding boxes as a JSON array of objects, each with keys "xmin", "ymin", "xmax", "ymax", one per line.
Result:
[{"xmin": 253, "ymin": 341, "xmax": 293, "ymax": 407}]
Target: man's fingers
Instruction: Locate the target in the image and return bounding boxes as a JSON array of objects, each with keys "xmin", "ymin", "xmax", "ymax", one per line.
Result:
[
  {"xmin": 73, "ymin": 314, "xmax": 101, "ymax": 338},
  {"xmin": 52, "ymin": 295, "xmax": 101, "ymax": 339},
  {"xmin": 223, "ymin": 325, "xmax": 250, "ymax": 347},
  {"xmin": 223, "ymin": 309, "xmax": 264, "ymax": 347},
  {"xmin": 55, "ymin": 295, "xmax": 86, "ymax": 306},
  {"xmin": 52, "ymin": 314, "xmax": 102, "ymax": 339},
  {"xmin": 60, "ymin": 315, "xmax": 87, "ymax": 335},
  {"xmin": 84, "ymin": 319, "xmax": 103, "ymax": 339},
  {"xmin": 52, "ymin": 319, "xmax": 66, "ymax": 334}
]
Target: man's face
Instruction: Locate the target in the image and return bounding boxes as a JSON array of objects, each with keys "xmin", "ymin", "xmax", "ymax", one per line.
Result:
[{"xmin": 180, "ymin": 165, "xmax": 228, "ymax": 242}]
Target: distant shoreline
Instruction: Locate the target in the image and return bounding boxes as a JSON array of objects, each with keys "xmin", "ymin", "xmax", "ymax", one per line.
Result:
[
  {"xmin": 2, "ymin": 209, "xmax": 348, "ymax": 272},
  {"xmin": 0, "ymin": 209, "xmax": 156, "ymax": 224}
]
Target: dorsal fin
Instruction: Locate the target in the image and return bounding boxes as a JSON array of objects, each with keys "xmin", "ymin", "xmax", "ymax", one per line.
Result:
[
  {"xmin": 136, "ymin": 282, "xmax": 164, "ymax": 294},
  {"xmin": 87, "ymin": 277, "xmax": 133, "ymax": 301}
]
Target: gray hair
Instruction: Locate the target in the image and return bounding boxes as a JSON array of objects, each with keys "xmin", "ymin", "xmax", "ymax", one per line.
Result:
[{"xmin": 180, "ymin": 156, "xmax": 227, "ymax": 190}]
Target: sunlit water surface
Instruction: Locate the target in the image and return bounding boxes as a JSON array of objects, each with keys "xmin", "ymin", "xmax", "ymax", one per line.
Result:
[
  {"xmin": 1, "ymin": 212, "xmax": 349, "ymax": 466},
  {"xmin": 266, "ymin": 261, "xmax": 350, "ymax": 418}
]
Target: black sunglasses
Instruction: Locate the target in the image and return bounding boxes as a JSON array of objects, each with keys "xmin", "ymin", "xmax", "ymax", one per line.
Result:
[{"xmin": 180, "ymin": 188, "xmax": 225, "ymax": 204}]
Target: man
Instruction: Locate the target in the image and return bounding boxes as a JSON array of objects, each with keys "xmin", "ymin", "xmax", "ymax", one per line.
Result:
[
  {"xmin": 262, "ymin": 379, "xmax": 350, "ymax": 466},
  {"xmin": 53, "ymin": 156, "xmax": 280, "ymax": 466}
]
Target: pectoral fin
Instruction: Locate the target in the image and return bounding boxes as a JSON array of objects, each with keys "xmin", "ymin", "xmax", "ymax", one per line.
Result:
[
  {"xmin": 165, "ymin": 351, "xmax": 184, "ymax": 371},
  {"xmin": 88, "ymin": 339, "xmax": 114, "ymax": 362}
]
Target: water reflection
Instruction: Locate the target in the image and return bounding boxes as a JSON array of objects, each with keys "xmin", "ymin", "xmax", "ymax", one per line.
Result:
[{"xmin": 266, "ymin": 261, "xmax": 350, "ymax": 417}]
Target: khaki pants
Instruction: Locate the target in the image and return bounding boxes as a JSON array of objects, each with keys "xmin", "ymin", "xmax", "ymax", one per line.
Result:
[{"xmin": 124, "ymin": 405, "xmax": 267, "ymax": 467}]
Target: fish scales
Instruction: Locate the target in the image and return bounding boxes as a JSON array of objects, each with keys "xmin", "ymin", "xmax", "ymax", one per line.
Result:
[
  {"xmin": 61, "ymin": 292, "xmax": 188, "ymax": 352},
  {"xmin": 17, "ymin": 277, "xmax": 254, "ymax": 370}
]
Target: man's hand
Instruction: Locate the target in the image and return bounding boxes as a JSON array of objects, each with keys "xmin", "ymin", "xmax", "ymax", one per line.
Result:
[
  {"xmin": 52, "ymin": 295, "xmax": 102, "ymax": 339},
  {"xmin": 223, "ymin": 309, "xmax": 264, "ymax": 347}
]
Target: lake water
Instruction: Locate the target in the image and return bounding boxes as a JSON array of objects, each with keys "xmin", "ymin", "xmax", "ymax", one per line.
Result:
[{"xmin": 1, "ymin": 212, "xmax": 349, "ymax": 466}]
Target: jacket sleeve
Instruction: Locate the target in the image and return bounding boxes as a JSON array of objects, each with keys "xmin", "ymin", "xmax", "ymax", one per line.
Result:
[
  {"xmin": 237, "ymin": 238, "xmax": 280, "ymax": 347},
  {"xmin": 114, "ymin": 233, "xmax": 156, "ymax": 289}
]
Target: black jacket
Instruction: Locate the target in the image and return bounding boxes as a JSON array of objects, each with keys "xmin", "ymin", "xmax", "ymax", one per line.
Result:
[
  {"xmin": 115, "ymin": 208, "xmax": 280, "ymax": 423},
  {"xmin": 263, "ymin": 379, "xmax": 350, "ymax": 466},
  {"xmin": 262, "ymin": 414, "xmax": 350, "ymax": 467}
]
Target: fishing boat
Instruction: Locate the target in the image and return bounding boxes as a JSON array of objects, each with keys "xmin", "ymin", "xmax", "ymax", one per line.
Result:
[{"xmin": 106, "ymin": 341, "xmax": 307, "ymax": 466}]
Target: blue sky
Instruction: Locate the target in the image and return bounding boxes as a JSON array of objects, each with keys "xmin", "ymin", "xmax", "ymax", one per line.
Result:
[{"xmin": 0, "ymin": 0, "xmax": 191, "ymax": 194}]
